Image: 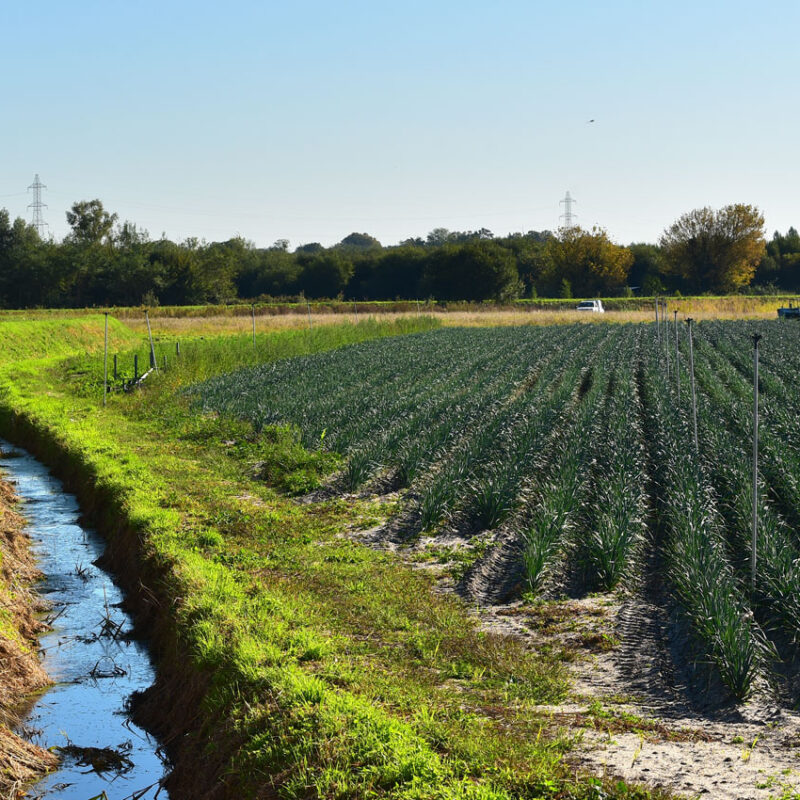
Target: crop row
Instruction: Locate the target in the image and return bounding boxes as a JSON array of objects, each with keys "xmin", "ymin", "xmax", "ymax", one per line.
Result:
[{"xmin": 191, "ymin": 320, "xmax": 800, "ymax": 700}]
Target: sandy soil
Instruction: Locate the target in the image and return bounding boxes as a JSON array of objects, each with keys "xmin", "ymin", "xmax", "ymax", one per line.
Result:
[{"xmin": 347, "ymin": 510, "xmax": 800, "ymax": 800}]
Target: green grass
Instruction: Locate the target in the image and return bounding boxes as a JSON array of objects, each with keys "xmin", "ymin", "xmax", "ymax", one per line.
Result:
[
  {"xmin": 0, "ymin": 315, "xmax": 139, "ymax": 366},
  {"xmin": 0, "ymin": 316, "xmax": 670, "ymax": 800}
]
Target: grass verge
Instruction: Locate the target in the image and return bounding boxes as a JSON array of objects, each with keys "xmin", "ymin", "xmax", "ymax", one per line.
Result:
[{"xmin": 1, "ymin": 317, "xmax": 669, "ymax": 799}]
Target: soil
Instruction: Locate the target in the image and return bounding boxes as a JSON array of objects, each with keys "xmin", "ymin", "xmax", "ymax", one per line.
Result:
[
  {"xmin": 348, "ymin": 509, "xmax": 800, "ymax": 800},
  {"xmin": 0, "ymin": 479, "xmax": 58, "ymax": 799}
]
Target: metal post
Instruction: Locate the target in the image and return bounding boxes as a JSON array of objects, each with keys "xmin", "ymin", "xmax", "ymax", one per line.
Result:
[
  {"xmin": 134, "ymin": 353, "xmax": 139, "ymax": 381},
  {"xmin": 145, "ymin": 309, "xmax": 157, "ymax": 371},
  {"xmin": 654, "ymin": 298, "xmax": 660, "ymax": 345},
  {"xmin": 751, "ymin": 333, "xmax": 762, "ymax": 592},
  {"xmin": 306, "ymin": 299, "xmax": 313, "ymax": 330},
  {"xmin": 113, "ymin": 353, "xmax": 118, "ymax": 381},
  {"xmin": 686, "ymin": 318, "xmax": 698, "ymax": 453},
  {"xmin": 176, "ymin": 340, "xmax": 180, "ymax": 357},
  {"xmin": 674, "ymin": 310, "xmax": 680, "ymax": 403},
  {"xmin": 103, "ymin": 312, "xmax": 108, "ymax": 407},
  {"xmin": 664, "ymin": 302, "xmax": 670, "ymax": 382},
  {"xmin": 251, "ymin": 304, "xmax": 256, "ymax": 347}
]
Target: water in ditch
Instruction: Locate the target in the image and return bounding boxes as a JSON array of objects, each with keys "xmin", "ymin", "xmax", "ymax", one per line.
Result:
[{"xmin": 3, "ymin": 441, "xmax": 171, "ymax": 799}]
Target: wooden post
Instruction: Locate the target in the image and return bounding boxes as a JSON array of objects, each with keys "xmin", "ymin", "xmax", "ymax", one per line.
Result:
[{"xmin": 176, "ymin": 340, "xmax": 181, "ymax": 356}]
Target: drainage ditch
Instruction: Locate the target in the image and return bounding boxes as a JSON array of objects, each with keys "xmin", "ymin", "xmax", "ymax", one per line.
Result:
[{"xmin": 3, "ymin": 440, "xmax": 171, "ymax": 800}]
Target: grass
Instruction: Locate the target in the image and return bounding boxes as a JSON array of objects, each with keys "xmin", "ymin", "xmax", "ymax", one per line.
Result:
[
  {"xmin": 0, "ymin": 315, "xmax": 671, "ymax": 800},
  {"xmin": 1, "ymin": 294, "xmax": 796, "ymax": 336},
  {"xmin": 0, "ymin": 315, "xmax": 138, "ymax": 366}
]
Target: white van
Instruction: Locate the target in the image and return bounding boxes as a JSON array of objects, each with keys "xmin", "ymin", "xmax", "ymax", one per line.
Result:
[{"xmin": 575, "ymin": 300, "xmax": 605, "ymax": 313}]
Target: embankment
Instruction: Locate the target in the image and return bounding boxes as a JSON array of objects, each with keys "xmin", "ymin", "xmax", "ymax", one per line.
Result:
[
  {"xmin": 0, "ymin": 477, "xmax": 57, "ymax": 797},
  {"xmin": 0, "ymin": 410, "xmax": 239, "ymax": 798}
]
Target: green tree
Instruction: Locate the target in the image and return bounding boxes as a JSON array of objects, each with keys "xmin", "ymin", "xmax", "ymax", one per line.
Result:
[
  {"xmin": 660, "ymin": 204, "xmax": 765, "ymax": 293},
  {"xmin": 422, "ymin": 240, "xmax": 521, "ymax": 302},
  {"xmin": 338, "ymin": 232, "xmax": 382, "ymax": 249},
  {"xmin": 298, "ymin": 252, "xmax": 354, "ymax": 298},
  {"xmin": 65, "ymin": 199, "xmax": 118, "ymax": 245},
  {"xmin": 542, "ymin": 227, "xmax": 633, "ymax": 296}
]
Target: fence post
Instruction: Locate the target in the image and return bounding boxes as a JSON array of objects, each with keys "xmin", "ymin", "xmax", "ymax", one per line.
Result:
[
  {"xmin": 654, "ymin": 298, "xmax": 660, "ymax": 346},
  {"xmin": 103, "ymin": 312, "xmax": 108, "ymax": 407},
  {"xmin": 176, "ymin": 340, "xmax": 181, "ymax": 357},
  {"xmin": 674, "ymin": 310, "xmax": 680, "ymax": 403},
  {"xmin": 306, "ymin": 299, "xmax": 313, "ymax": 330},
  {"xmin": 664, "ymin": 302, "xmax": 670, "ymax": 382},
  {"xmin": 145, "ymin": 309, "xmax": 158, "ymax": 371},
  {"xmin": 134, "ymin": 353, "xmax": 139, "ymax": 381},
  {"xmin": 686, "ymin": 318, "xmax": 698, "ymax": 453},
  {"xmin": 113, "ymin": 353, "xmax": 118, "ymax": 381},
  {"xmin": 251, "ymin": 304, "xmax": 256, "ymax": 347},
  {"xmin": 751, "ymin": 333, "xmax": 762, "ymax": 592}
]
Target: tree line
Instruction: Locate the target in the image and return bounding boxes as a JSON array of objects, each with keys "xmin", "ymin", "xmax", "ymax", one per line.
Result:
[{"xmin": 0, "ymin": 200, "xmax": 796, "ymax": 308}]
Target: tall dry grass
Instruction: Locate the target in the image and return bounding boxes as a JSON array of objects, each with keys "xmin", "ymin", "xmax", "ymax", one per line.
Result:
[{"xmin": 128, "ymin": 305, "xmax": 783, "ymax": 337}]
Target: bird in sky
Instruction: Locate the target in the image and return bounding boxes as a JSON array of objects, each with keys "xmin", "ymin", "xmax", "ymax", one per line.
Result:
[{"xmin": 587, "ymin": 119, "xmax": 595, "ymax": 123}]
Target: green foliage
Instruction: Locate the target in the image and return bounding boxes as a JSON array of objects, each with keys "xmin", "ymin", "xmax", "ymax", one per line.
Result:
[
  {"xmin": 0, "ymin": 317, "xmax": 581, "ymax": 800},
  {"xmin": 542, "ymin": 227, "xmax": 633, "ymax": 296},
  {"xmin": 422, "ymin": 240, "xmax": 522, "ymax": 302},
  {"xmin": 660, "ymin": 204, "xmax": 766, "ymax": 293}
]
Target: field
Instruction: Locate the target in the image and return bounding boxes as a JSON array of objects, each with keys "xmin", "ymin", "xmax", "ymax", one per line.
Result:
[
  {"xmin": 189, "ymin": 319, "xmax": 800, "ymax": 704},
  {"xmin": 5, "ymin": 312, "xmax": 800, "ymax": 799}
]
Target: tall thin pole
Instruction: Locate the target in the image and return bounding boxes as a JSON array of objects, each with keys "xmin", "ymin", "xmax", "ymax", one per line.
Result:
[
  {"xmin": 103, "ymin": 312, "xmax": 108, "ymax": 407},
  {"xmin": 686, "ymin": 318, "xmax": 698, "ymax": 453},
  {"xmin": 674, "ymin": 310, "xmax": 680, "ymax": 403},
  {"xmin": 251, "ymin": 304, "xmax": 257, "ymax": 347},
  {"xmin": 751, "ymin": 333, "xmax": 762, "ymax": 592},
  {"xmin": 664, "ymin": 302, "xmax": 670, "ymax": 382},
  {"xmin": 145, "ymin": 309, "xmax": 158, "ymax": 371},
  {"xmin": 654, "ymin": 298, "xmax": 659, "ymax": 344},
  {"xmin": 306, "ymin": 299, "xmax": 313, "ymax": 329}
]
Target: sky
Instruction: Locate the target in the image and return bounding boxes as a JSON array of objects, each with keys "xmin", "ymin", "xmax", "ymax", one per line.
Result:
[{"xmin": 2, "ymin": 0, "xmax": 798, "ymax": 249}]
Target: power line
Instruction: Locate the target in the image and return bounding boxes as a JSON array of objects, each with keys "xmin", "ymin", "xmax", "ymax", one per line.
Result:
[
  {"xmin": 559, "ymin": 190, "xmax": 576, "ymax": 230},
  {"xmin": 27, "ymin": 174, "xmax": 48, "ymax": 236}
]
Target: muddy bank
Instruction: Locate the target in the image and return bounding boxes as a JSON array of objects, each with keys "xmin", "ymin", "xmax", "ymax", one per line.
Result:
[{"xmin": 0, "ymin": 479, "xmax": 57, "ymax": 796}]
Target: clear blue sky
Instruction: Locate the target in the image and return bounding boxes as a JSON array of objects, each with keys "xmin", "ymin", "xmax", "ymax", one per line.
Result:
[{"xmin": 2, "ymin": 0, "xmax": 798, "ymax": 248}]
